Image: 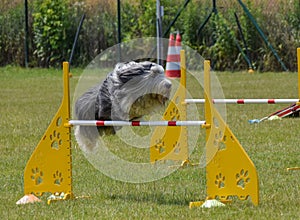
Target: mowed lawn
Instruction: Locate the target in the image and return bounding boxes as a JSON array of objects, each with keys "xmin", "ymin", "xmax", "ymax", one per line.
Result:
[{"xmin": 0, "ymin": 66, "xmax": 299, "ymax": 219}]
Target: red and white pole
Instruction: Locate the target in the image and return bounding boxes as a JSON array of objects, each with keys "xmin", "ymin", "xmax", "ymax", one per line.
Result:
[
  {"xmin": 185, "ymin": 99, "xmax": 299, "ymax": 104},
  {"xmin": 68, "ymin": 120, "xmax": 206, "ymax": 127}
]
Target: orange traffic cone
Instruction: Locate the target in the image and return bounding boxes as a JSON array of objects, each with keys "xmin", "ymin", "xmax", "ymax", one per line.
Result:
[
  {"xmin": 165, "ymin": 33, "xmax": 181, "ymax": 78},
  {"xmin": 175, "ymin": 31, "xmax": 182, "ymax": 52}
]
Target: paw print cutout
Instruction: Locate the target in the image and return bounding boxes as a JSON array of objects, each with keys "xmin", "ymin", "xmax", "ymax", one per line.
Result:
[
  {"xmin": 215, "ymin": 173, "xmax": 225, "ymax": 188},
  {"xmin": 155, "ymin": 139, "xmax": 166, "ymax": 154},
  {"xmin": 31, "ymin": 167, "xmax": 43, "ymax": 185},
  {"xmin": 50, "ymin": 130, "xmax": 62, "ymax": 150},
  {"xmin": 173, "ymin": 141, "xmax": 180, "ymax": 154},
  {"xmin": 236, "ymin": 169, "xmax": 250, "ymax": 189},
  {"xmin": 166, "ymin": 107, "xmax": 180, "ymax": 120},
  {"xmin": 53, "ymin": 170, "xmax": 63, "ymax": 185}
]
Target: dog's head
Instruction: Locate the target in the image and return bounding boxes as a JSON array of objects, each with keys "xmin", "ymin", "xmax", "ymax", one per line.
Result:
[{"xmin": 108, "ymin": 61, "xmax": 172, "ymax": 120}]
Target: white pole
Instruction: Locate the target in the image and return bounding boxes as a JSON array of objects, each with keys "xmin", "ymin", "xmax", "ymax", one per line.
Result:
[
  {"xmin": 68, "ymin": 120, "xmax": 206, "ymax": 127},
  {"xmin": 156, "ymin": 0, "xmax": 163, "ymax": 65},
  {"xmin": 185, "ymin": 99, "xmax": 299, "ymax": 104}
]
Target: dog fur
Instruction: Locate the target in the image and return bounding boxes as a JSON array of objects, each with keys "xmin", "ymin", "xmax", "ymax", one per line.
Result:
[{"xmin": 74, "ymin": 61, "xmax": 172, "ymax": 151}]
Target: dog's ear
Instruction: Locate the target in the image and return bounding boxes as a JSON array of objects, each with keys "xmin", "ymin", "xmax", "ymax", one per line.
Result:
[
  {"xmin": 116, "ymin": 62, "xmax": 146, "ymax": 83},
  {"xmin": 139, "ymin": 61, "xmax": 164, "ymax": 76},
  {"xmin": 115, "ymin": 61, "xmax": 164, "ymax": 84}
]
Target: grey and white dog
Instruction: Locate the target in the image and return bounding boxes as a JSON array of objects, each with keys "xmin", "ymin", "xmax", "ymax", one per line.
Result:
[{"xmin": 74, "ymin": 61, "xmax": 172, "ymax": 151}]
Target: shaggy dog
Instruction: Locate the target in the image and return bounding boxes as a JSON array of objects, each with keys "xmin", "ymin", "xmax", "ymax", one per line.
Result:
[{"xmin": 74, "ymin": 61, "xmax": 172, "ymax": 151}]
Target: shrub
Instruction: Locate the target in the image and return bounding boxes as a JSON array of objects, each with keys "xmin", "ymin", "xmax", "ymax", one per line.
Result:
[
  {"xmin": 0, "ymin": 3, "xmax": 25, "ymax": 66},
  {"xmin": 0, "ymin": 0, "xmax": 299, "ymax": 71},
  {"xmin": 32, "ymin": 0, "xmax": 73, "ymax": 67}
]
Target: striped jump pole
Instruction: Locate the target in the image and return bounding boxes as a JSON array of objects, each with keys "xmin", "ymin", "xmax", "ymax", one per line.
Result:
[
  {"xmin": 185, "ymin": 98, "xmax": 299, "ymax": 104},
  {"xmin": 68, "ymin": 120, "xmax": 206, "ymax": 127}
]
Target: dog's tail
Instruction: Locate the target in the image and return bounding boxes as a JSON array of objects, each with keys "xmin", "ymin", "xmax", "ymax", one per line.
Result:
[{"xmin": 74, "ymin": 85, "xmax": 100, "ymax": 151}]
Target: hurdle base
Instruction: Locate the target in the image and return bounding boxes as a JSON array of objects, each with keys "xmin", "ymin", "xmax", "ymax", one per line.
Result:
[
  {"xmin": 287, "ymin": 167, "xmax": 300, "ymax": 171},
  {"xmin": 179, "ymin": 159, "xmax": 200, "ymax": 167},
  {"xmin": 48, "ymin": 194, "xmax": 91, "ymax": 205},
  {"xmin": 167, "ymin": 159, "xmax": 200, "ymax": 169},
  {"xmin": 17, "ymin": 192, "xmax": 90, "ymax": 205},
  {"xmin": 189, "ymin": 197, "xmax": 231, "ymax": 209},
  {"xmin": 16, "ymin": 192, "xmax": 79, "ymax": 205},
  {"xmin": 46, "ymin": 192, "xmax": 75, "ymax": 205},
  {"xmin": 248, "ymin": 68, "xmax": 254, "ymax": 74}
]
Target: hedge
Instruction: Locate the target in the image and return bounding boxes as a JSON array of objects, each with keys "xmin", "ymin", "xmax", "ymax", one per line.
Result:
[{"xmin": 0, "ymin": 0, "xmax": 299, "ymax": 71}]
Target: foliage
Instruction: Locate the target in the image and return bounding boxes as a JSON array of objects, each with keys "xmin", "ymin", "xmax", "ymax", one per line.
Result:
[
  {"xmin": 0, "ymin": 0, "xmax": 299, "ymax": 71},
  {"xmin": 198, "ymin": 13, "xmax": 239, "ymax": 70},
  {"xmin": 32, "ymin": 0, "xmax": 72, "ymax": 67},
  {"xmin": 0, "ymin": 3, "xmax": 25, "ymax": 66},
  {"xmin": 59, "ymin": 0, "xmax": 118, "ymax": 67}
]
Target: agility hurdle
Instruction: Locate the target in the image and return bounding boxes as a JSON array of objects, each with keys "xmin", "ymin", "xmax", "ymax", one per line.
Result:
[
  {"xmin": 19, "ymin": 50, "xmax": 258, "ymax": 207},
  {"xmin": 149, "ymin": 52, "xmax": 258, "ymax": 206},
  {"xmin": 151, "ymin": 48, "xmax": 300, "ymax": 167},
  {"xmin": 191, "ymin": 60, "xmax": 258, "ymax": 207},
  {"xmin": 186, "ymin": 48, "xmax": 300, "ymax": 106}
]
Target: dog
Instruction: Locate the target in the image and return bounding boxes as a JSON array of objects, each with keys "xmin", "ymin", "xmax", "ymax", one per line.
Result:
[{"xmin": 74, "ymin": 61, "xmax": 172, "ymax": 152}]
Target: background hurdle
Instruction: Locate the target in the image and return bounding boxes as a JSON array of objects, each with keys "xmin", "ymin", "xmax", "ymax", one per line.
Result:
[
  {"xmin": 150, "ymin": 51, "xmax": 259, "ymax": 206},
  {"xmin": 150, "ymin": 48, "xmax": 300, "ymax": 168},
  {"xmin": 185, "ymin": 47, "xmax": 300, "ymax": 124},
  {"xmin": 150, "ymin": 50, "xmax": 189, "ymax": 163}
]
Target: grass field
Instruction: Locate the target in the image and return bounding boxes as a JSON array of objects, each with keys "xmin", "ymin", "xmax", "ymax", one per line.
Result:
[{"xmin": 1, "ymin": 66, "xmax": 299, "ymax": 219}]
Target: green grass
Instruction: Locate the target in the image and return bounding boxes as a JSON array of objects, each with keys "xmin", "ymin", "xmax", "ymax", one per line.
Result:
[{"xmin": 1, "ymin": 67, "xmax": 299, "ymax": 219}]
